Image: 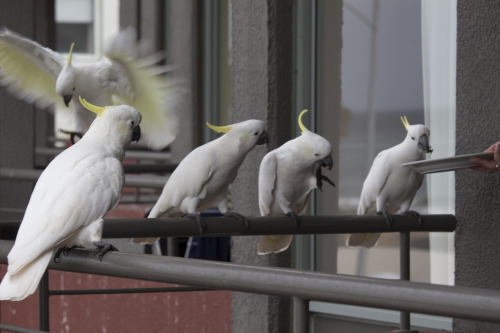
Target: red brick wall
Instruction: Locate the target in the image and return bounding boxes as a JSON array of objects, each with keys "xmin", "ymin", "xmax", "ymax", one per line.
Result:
[{"xmin": 0, "ymin": 267, "xmax": 231, "ymax": 332}]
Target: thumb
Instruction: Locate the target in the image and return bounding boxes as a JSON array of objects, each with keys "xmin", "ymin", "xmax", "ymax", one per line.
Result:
[{"xmin": 494, "ymin": 143, "xmax": 500, "ymax": 166}]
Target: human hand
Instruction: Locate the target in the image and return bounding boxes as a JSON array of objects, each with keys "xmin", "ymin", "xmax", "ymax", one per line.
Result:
[{"xmin": 470, "ymin": 141, "xmax": 500, "ymax": 173}]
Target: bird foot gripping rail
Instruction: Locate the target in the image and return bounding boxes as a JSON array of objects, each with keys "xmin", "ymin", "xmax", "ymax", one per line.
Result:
[{"xmin": 1, "ymin": 215, "xmax": 498, "ymax": 333}]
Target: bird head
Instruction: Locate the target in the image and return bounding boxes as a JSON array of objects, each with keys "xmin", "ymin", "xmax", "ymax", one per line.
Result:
[
  {"xmin": 206, "ymin": 119, "xmax": 268, "ymax": 148},
  {"xmin": 55, "ymin": 42, "xmax": 77, "ymax": 107},
  {"xmin": 401, "ymin": 116, "xmax": 433, "ymax": 153},
  {"xmin": 297, "ymin": 109, "xmax": 334, "ymax": 167},
  {"xmin": 79, "ymin": 96, "xmax": 142, "ymax": 145}
]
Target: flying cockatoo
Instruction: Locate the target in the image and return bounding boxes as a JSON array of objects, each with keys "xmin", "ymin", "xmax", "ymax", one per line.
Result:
[
  {"xmin": 132, "ymin": 119, "xmax": 269, "ymax": 246},
  {"xmin": 347, "ymin": 116, "xmax": 433, "ymax": 248},
  {"xmin": 0, "ymin": 97, "xmax": 142, "ymax": 301},
  {"xmin": 0, "ymin": 26, "xmax": 177, "ymax": 150},
  {"xmin": 257, "ymin": 109, "xmax": 334, "ymax": 255}
]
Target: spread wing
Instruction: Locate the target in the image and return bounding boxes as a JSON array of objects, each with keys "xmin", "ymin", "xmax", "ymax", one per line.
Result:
[
  {"xmin": 100, "ymin": 28, "xmax": 179, "ymax": 150},
  {"xmin": 0, "ymin": 26, "xmax": 65, "ymax": 109},
  {"xmin": 258, "ymin": 151, "xmax": 278, "ymax": 216}
]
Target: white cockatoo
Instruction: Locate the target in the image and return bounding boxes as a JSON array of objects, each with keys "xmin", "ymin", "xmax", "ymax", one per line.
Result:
[
  {"xmin": 257, "ymin": 110, "xmax": 334, "ymax": 255},
  {"xmin": 347, "ymin": 116, "xmax": 433, "ymax": 248},
  {"xmin": 132, "ymin": 119, "xmax": 269, "ymax": 245},
  {"xmin": 0, "ymin": 97, "xmax": 142, "ymax": 301},
  {"xmin": 0, "ymin": 26, "xmax": 177, "ymax": 150}
]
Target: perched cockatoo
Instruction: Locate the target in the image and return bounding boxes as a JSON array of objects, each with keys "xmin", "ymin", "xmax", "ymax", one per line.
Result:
[
  {"xmin": 132, "ymin": 119, "xmax": 269, "ymax": 246},
  {"xmin": 0, "ymin": 97, "xmax": 142, "ymax": 301},
  {"xmin": 257, "ymin": 110, "xmax": 334, "ymax": 255},
  {"xmin": 347, "ymin": 116, "xmax": 433, "ymax": 248},
  {"xmin": 0, "ymin": 26, "xmax": 177, "ymax": 150}
]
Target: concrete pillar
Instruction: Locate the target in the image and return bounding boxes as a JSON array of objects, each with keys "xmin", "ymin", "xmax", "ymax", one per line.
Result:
[
  {"xmin": 230, "ymin": 1, "xmax": 293, "ymax": 332},
  {"xmin": 454, "ymin": 1, "xmax": 500, "ymax": 332}
]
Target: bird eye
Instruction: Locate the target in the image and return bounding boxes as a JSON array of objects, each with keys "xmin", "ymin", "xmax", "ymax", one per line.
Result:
[
  {"xmin": 411, "ymin": 137, "xmax": 415, "ymax": 140},
  {"xmin": 254, "ymin": 131, "xmax": 259, "ymax": 136},
  {"xmin": 131, "ymin": 121, "xmax": 134, "ymax": 126},
  {"xmin": 314, "ymin": 153, "xmax": 319, "ymax": 157}
]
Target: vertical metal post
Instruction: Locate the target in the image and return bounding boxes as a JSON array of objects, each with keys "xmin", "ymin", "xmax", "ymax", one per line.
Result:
[
  {"xmin": 38, "ymin": 270, "xmax": 50, "ymax": 332},
  {"xmin": 397, "ymin": 231, "xmax": 417, "ymax": 333},
  {"xmin": 292, "ymin": 297, "xmax": 308, "ymax": 333}
]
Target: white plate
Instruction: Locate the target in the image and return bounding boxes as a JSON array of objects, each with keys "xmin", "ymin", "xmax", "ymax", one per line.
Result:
[{"xmin": 402, "ymin": 152, "xmax": 494, "ymax": 174}]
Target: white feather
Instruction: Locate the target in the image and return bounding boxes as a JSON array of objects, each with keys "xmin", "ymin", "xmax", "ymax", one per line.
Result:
[
  {"xmin": 347, "ymin": 124, "xmax": 431, "ymax": 248},
  {"xmin": 257, "ymin": 130, "xmax": 333, "ymax": 255},
  {"xmin": 0, "ymin": 103, "xmax": 142, "ymax": 301},
  {"xmin": 132, "ymin": 119, "xmax": 267, "ymax": 245},
  {"xmin": 0, "ymin": 26, "xmax": 178, "ymax": 150}
]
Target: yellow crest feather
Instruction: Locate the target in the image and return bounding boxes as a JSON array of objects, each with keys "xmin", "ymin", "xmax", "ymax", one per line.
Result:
[
  {"xmin": 400, "ymin": 116, "xmax": 410, "ymax": 131},
  {"xmin": 79, "ymin": 96, "xmax": 106, "ymax": 116},
  {"xmin": 298, "ymin": 109, "xmax": 309, "ymax": 133},
  {"xmin": 206, "ymin": 122, "xmax": 231, "ymax": 133},
  {"xmin": 67, "ymin": 42, "xmax": 75, "ymax": 65}
]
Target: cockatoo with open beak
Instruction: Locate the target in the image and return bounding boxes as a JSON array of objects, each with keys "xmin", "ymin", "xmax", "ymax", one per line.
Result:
[
  {"xmin": 257, "ymin": 110, "xmax": 335, "ymax": 255},
  {"xmin": 132, "ymin": 119, "xmax": 269, "ymax": 245},
  {"xmin": 0, "ymin": 97, "xmax": 141, "ymax": 301},
  {"xmin": 347, "ymin": 116, "xmax": 433, "ymax": 248},
  {"xmin": 0, "ymin": 26, "xmax": 177, "ymax": 150}
]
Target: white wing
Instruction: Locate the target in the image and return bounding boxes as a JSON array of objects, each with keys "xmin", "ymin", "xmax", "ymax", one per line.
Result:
[
  {"xmin": 151, "ymin": 145, "xmax": 216, "ymax": 216},
  {"xmin": 101, "ymin": 28, "xmax": 179, "ymax": 150},
  {"xmin": 0, "ymin": 26, "xmax": 65, "ymax": 109},
  {"xmin": 357, "ymin": 150, "xmax": 391, "ymax": 215},
  {"xmin": 8, "ymin": 146, "xmax": 123, "ymax": 274},
  {"xmin": 258, "ymin": 151, "xmax": 278, "ymax": 216}
]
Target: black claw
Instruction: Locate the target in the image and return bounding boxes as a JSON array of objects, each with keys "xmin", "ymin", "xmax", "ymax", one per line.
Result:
[
  {"xmin": 286, "ymin": 211, "xmax": 300, "ymax": 227},
  {"xmin": 186, "ymin": 212, "xmax": 206, "ymax": 234},
  {"xmin": 225, "ymin": 211, "xmax": 249, "ymax": 229},
  {"xmin": 93, "ymin": 241, "xmax": 118, "ymax": 261},
  {"xmin": 54, "ymin": 245, "xmax": 82, "ymax": 263},
  {"xmin": 377, "ymin": 210, "xmax": 393, "ymax": 229},
  {"xmin": 403, "ymin": 210, "xmax": 422, "ymax": 226},
  {"xmin": 53, "ymin": 247, "xmax": 65, "ymax": 263}
]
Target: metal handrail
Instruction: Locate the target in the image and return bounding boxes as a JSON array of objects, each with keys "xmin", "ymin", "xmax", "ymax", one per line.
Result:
[
  {"xmin": 1, "ymin": 234, "xmax": 499, "ymax": 325},
  {"xmin": 0, "ymin": 214, "xmax": 456, "ymax": 240},
  {"xmin": 0, "ymin": 215, "xmax": 457, "ymax": 332}
]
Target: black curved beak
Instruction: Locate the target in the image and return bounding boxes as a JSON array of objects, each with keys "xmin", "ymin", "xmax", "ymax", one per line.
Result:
[
  {"xmin": 132, "ymin": 126, "xmax": 141, "ymax": 143},
  {"xmin": 63, "ymin": 95, "xmax": 72, "ymax": 107},
  {"xmin": 256, "ymin": 130, "xmax": 269, "ymax": 145},
  {"xmin": 316, "ymin": 158, "xmax": 335, "ymax": 190},
  {"xmin": 418, "ymin": 134, "xmax": 433, "ymax": 153},
  {"xmin": 320, "ymin": 155, "xmax": 333, "ymax": 170}
]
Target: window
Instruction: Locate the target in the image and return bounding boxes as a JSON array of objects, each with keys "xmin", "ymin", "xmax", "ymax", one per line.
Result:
[{"xmin": 308, "ymin": 0, "xmax": 457, "ymax": 331}]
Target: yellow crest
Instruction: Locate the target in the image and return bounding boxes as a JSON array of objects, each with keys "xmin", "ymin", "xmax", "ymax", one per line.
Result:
[
  {"xmin": 206, "ymin": 122, "xmax": 231, "ymax": 133},
  {"xmin": 400, "ymin": 116, "xmax": 410, "ymax": 131},
  {"xmin": 79, "ymin": 96, "xmax": 106, "ymax": 116},
  {"xmin": 298, "ymin": 109, "xmax": 309, "ymax": 133},
  {"xmin": 67, "ymin": 42, "xmax": 75, "ymax": 65}
]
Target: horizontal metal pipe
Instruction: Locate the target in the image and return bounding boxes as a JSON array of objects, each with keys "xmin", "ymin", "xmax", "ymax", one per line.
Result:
[
  {"xmin": 0, "ymin": 323, "xmax": 48, "ymax": 333},
  {"xmin": 0, "ymin": 168, "xmax": 167, "ymax": 189},
  {"xmin": 123, "ymin": 164, "xmax": 177, "ymax": 174},
  {"xmin": 0, "ymin": 241, "xmax": 497, "ymax": 323},
  {"xmin": 0, "ymin": 215, "xmax": 456, "ymax": 240},
  {"xmin": 35, "ymin": 147, "xmax": 173, "ymax": 161},
  {"xmin": 49, "ymin": 286, "xmax": 215, "ymax": 296}
]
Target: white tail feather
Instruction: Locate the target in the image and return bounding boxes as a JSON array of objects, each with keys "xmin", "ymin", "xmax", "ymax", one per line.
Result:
[
  {"xmin": 0, "ymin": 250, "xmax": 53, "ymax": 301},
  {"xmin": 346, "ymin": 233, "xmax": 381, "ymax": 248},
  {"xmin": 257, "ymin": 235, "xmax": 293, "ymax": 255}
]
